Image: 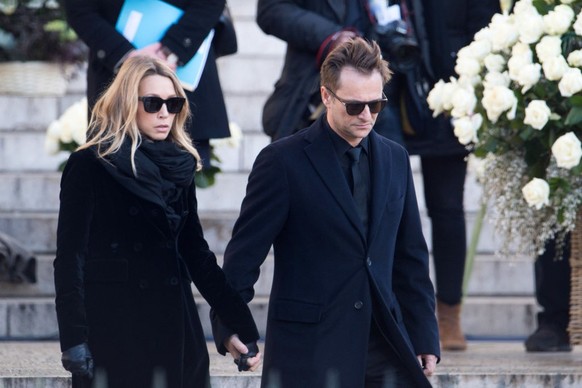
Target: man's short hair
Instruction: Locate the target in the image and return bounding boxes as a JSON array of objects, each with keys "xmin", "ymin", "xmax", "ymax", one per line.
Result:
[{"xmin": 320, "ymin": 37, "xmax": 392, "ymax": 91}]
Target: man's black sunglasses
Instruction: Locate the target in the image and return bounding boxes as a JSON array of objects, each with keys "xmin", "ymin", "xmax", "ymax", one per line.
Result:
[
  {"xmin": 138, "ymin": 96, "xmax": 186, "ymax": 114},
  {"xmin": 325, "ymin": 87, "xmax": 387, "ymax": 116}
]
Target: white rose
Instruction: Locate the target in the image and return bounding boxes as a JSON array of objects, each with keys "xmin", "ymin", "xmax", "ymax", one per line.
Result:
[
  {"xmin": 484, "ymin": 53, "xmax": 506, "ymax": 73},
  {"xmin": 508, "ymin": 52, "xmax": 533, "ymax": 81},
  {"xmin": 489, "ymin": 14, "xmax": 520, "ymax": 52},
  {"xmin": 44, "ymin": 135, "xmax": 61, "ymax": 155},
  {"xmin": 427, "ymin": 80, "xmax": 448, "ymax": 116},
  {"xmin": 523, "ymin": 100, "xmax": 551, "ymax": 130},
  {"xmin": 457, "ymin": 74, "xmax": 482, "ymax": 87},
  {"xmin": 552, "ymin": 132, "xmax": 582, "ymax": 169},
  {"xmin": 465, "ymin": 39, "xmax": 492, "ymax": 61},
  {"xmin": 522, "ymin": 178, "xmax": 550, "ymax": 210},
  {"xmin": 450, "ymin": 87, "xmax": 477, "ymax": 118},
  {"xmin": 513, "ymin": 0, "xmax": 535, "ymax": 16},
  {"xmin": 512, "ymin": 41, "xmax": 533, "ymax": 59},
  {"xmin": 517, "ymin": 11, "xmax": 545, "ymax": 44},
  {"xmin": 568, "ymin": 50, "xmax": 582, "ymax": 67},
  {"xmin": 543, "ymin": 55, "xmax": 569, "ymax": 81},
  {"xmin": 453, "ymin": 114, "xmax": 482, "ymax": 145},
  {"xmin": 517, "ymin": 63, "xmax": 542, "ymax": 93},
  {"xmin": 575, "ymin": 11, "xmax": 582, "ymax": 35},
  {"xmin": 474, "ymin": 26, "xmax": 493, "ymax": 43},
  {"xmin": 455, "ymin": 56, "xmax": 481, "ymax": 77},
  {"xmin": 561, "ymin": 0, "xmax": 576, "ymax": 4},
  {"xmin": 481, "ymin": 85, "xmax": 517, "ymax": 123},
  {"xmin": 543, "ymin": 5, "xmax": 575, "ymax": 35},
  {"xmin": 559, "ymin": 67, "xmax": 582, "ymax": 96},
  {"xmin": 483, "ymin": 71, "xmax": 511, "ymax": 88},
  {"xmin": 536, "ymin": 35, "xmax": 563, "ymax": 63}
]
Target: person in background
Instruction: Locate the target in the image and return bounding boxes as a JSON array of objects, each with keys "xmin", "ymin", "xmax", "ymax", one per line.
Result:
[
  {"xmin": 213, "ymin": 38, "xmax": 439, "ymax": 388},
  {"xmin": 54, "ymin": 56, "xmax": 260, "ymax": 388},
  {"xmin": 395, "ymin": 0, "xmax": 501, "ymax": 351},
  {"xmin": 64, "ymin": 0, "xmax": 231, "ymax": 169},
  {"xmin": 256, "ymin": 0, "xmax": 403, "ymax": 143}
]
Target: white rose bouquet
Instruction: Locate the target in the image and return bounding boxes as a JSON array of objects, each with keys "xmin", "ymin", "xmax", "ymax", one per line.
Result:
[{"xmin": 428, "ymin": 0, "xmax": 582, "ymax": 256}]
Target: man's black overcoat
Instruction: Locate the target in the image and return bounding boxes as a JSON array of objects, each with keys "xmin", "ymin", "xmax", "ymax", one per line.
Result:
[{"xmin": 214, "ymin": 118, "xmax": 440, "ymax": 387}]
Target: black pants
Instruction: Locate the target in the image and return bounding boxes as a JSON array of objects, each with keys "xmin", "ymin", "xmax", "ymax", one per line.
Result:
[
  {"xmin": 421, "ymin": 154, "xmax": 467, "ymax": 305},
  {"xmin": 535, "ymin": 236, "xmax": 571, "ymax": 330},
  {"xmin": 365, "ymin": 320, "xmax": 417, "ymax": 388}
]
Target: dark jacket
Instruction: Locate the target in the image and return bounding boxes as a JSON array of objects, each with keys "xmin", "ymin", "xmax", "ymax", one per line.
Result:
[
  {"xmin": 213, "ymin": 117, "xmax": 439, "ymax": 388},
  {"xmin": 402, "ymin": 0, "xmax": 501, "ymax": 156},
  {"xmin": 54, "ymin": 148, "xmax": 258, "ymax": 388},
  {"xmin": 64, "ymin": 0, "xmax": 230, "ymax": 141}
]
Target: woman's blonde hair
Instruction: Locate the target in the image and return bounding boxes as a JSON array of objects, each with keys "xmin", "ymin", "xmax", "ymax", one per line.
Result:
[{"xmin": 79, "ymin": 56, "xmax": 201, "ymax": 173}]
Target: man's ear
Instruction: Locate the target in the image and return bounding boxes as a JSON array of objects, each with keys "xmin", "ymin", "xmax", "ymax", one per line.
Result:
[{"xmin": 321, "ymin": 86, "xmax": 332, "ymax": 108}]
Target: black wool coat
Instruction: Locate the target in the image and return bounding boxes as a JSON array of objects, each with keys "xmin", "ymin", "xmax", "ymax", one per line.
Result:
[
  {"xmin": 64, "ymin": 0, "xmax": 231, "ymax": 141},
  {"xmin": 54, "ymin": 148, "xmax": 258, "ymax": 388},
  {"xmin": 213, "ymin": 117, "xmax": 440, "ymax": 388}
]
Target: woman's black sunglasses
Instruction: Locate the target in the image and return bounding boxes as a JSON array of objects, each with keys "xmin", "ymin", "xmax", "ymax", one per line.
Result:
[
  {"xmin": 325, "ymin": 87, "xmax": 387, "ymax": 116},
  {"xmin": 138, "ymin": 96, "xmax": 186, "ymax": 114}
]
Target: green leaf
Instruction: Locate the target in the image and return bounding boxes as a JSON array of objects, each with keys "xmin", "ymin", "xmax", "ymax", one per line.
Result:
[
  {"xmin": 565, "ymin": 106, "xmax": 582, "ymax": 126},
  {"xmin": 569, "ymin": 95, "xmax": 582, "ymax": 107}
]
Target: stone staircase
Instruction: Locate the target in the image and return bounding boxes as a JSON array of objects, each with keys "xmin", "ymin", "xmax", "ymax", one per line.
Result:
[{"xmin": 1, "ymin": 1, "xmax": 567, "ymax": 386}]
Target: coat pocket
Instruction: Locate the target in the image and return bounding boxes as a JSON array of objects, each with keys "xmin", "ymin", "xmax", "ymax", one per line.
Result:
[
  {"xmin": 272, "ymin": 299, "xmax": 322, "ymax": 323},
  {"xmin": 85, "ymin": 260, "xmax": 128, "ymax": 283}
]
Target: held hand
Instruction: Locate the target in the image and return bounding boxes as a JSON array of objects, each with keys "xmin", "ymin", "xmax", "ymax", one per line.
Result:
[
  {"xmin": 417, "ymin": 354, "xmax": 437, "ymax": 377},
  {"xmin": 61, "ymin": 343, "xmax": 94, "ymax": 379},
  {"xmin": 224, "ymin": 334, "xmax": 262, "ymax": 372},
  {"xmin": 128, "ymin": 42, "xmax": 164, "ymax": 60}
]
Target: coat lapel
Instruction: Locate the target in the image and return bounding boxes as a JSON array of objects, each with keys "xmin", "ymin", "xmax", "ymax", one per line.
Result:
[
  {"xmin": 303, "ymin": 121, "xmax": 366, "ymax": 243},
  {"xmin": 367, "ymin": 131, "xmax": 392, "ymax": 245}
]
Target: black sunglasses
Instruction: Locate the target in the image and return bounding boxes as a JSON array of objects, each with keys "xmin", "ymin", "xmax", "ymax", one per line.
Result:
[
  {"xmin": 138, "ymin": 96, "xmax": 186, "ymax": 114},
  {"xmin": 325, "ymin": 87, "xmax": 387, "ymax": 116}
]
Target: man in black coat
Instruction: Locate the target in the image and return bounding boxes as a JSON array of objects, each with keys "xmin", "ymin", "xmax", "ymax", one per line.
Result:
[
  {"xmin": 213, "ymin": 38, "xmax": 439, "ymax": 388},
  {"xmin": 64, "ymin": 0, "xmax": 231, "ymax": 167},
  {"xmin": 257, "ymin": 0, "xmax": 500, "ymax": 352}
]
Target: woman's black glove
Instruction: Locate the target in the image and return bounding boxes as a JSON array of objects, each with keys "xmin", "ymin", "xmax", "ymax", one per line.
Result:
[{"xmin": 61, "ymin": 343, "xmax": 94, "ymax": 379}]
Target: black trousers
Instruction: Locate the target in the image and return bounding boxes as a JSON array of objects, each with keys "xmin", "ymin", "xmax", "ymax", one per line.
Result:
[
  {"xmin": 535, "ymin": 236, "xmax": 571, "ymax": 330},
  {"xmin": 421, "ymin": 154, "xmax": 467, "ymax": 305},
  {"xmin": 365, "ymin": 320, "xmax": 418, "ymax": 388}
]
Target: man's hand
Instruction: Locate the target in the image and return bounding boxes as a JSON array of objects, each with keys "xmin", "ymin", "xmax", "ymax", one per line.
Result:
[
  {"xmin": 417, "ymin": 354, "xmax": 437, "ymax": 377},
  {"xmin": 61, "ymin": 343, "xmax": 94, "ymax": 379},
  {"xmin": 224, "ymin": 334, "xmax": 262, "ymax": 372}
]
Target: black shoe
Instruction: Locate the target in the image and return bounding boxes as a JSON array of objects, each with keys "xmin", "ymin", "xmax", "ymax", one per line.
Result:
[{"xmin": 525, "ymin": 326, "xmax": 572, "ymax": 352}]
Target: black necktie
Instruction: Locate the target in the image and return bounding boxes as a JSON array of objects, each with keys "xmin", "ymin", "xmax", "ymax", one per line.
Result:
[{"xmin": 347, "ymin": 147, "xmax": 368, "ymax": 232}]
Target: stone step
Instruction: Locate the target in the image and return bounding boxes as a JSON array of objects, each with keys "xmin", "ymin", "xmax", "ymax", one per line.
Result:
[
  {"xmin": 2, "ymin": 341, "xmax": 580, "ymax": 388},
  {"xmin": 0, "ymin": 155, "xmax": 483, "ymax": 212},
  {"xmin": 0, "ymin": 204, "xmax": 507, "ymax": 257},
  {"xmin": 0, "ymin": 295, "xmax": 537, "ymax": 340},
  {"xmin": 0, "ymin": 252, "xmax": 534, "ymax": 298}
]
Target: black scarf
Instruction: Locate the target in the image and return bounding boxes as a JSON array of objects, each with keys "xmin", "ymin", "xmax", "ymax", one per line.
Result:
[{"xmin": 98, "ymin": 138, "xmax": 196, "ymax": 231}]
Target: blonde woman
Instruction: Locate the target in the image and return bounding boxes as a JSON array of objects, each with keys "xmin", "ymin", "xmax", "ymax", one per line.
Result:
[{"xmin": 54, "ymin": 56, "xmax": 260, "ymax": 388}]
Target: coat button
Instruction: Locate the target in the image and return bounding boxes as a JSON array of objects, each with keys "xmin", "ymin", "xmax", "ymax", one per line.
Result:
[
  {"xmin": 133, "ymin": 242, "xmax": 143, "ymax": 252},
  {"xmin": 129, "ymin": 206, "xmax": 139, "ymax": 216},
  {"xmin": 97, "ymin": 49, "xmax": 106, "ymax": 59},
  {"xmin": 354, "ymin": 301, "xmax": 363, "ymax": 310},
  {"xmin": 366, "ymin": 257, "xmax": 372, "ymax": 266},
  {"xmin": 139, "ymin": 279, "xmax": 149, "ymax": 289},
  {"xmin": 169, "ymin": 277, "xmax": 179, "ymax": 286}
]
